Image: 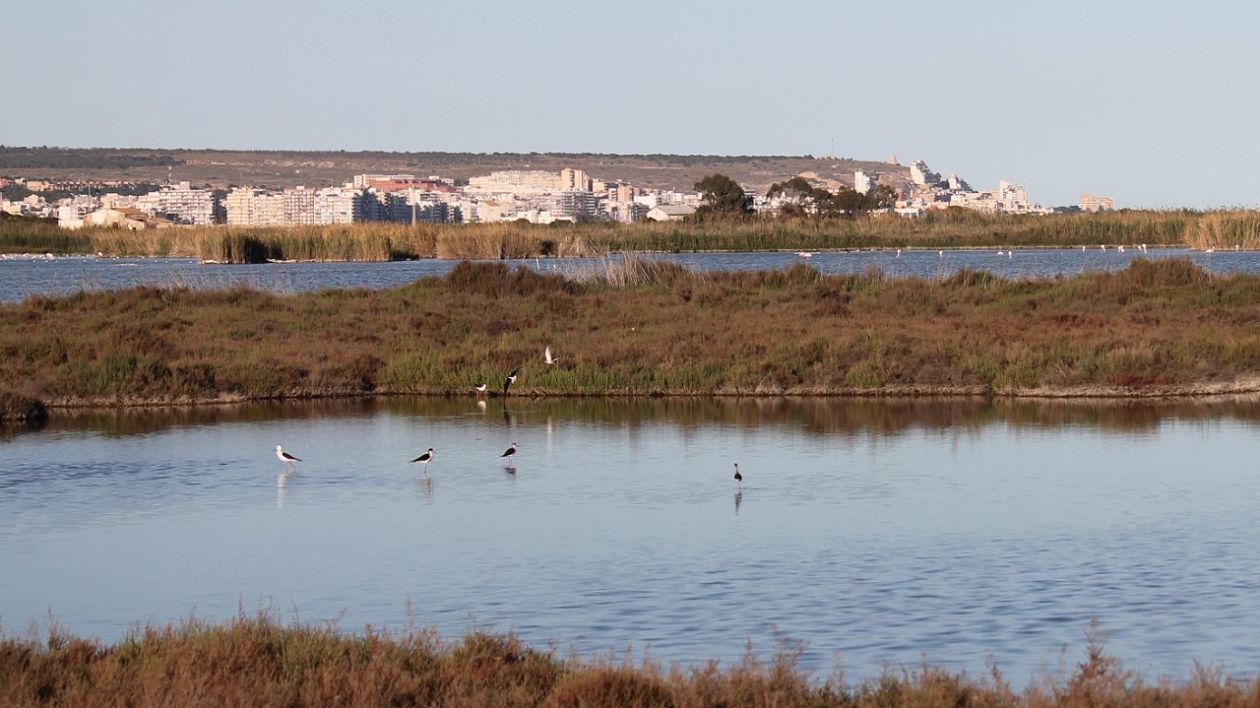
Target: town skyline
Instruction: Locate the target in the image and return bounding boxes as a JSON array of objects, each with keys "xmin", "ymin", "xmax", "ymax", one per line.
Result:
[{"xmin": 4, "ymin": 0, "xmax": 1258, "ymax": 209}]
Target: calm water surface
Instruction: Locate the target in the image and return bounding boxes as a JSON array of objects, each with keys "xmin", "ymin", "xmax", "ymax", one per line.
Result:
[
  {"xmin": 2, "ymin": 397, "xmax": 1258, "ymax": 684},
  {"xmin": 3, "ymin": 248, "xmax": 1259, "ymax": 302}
]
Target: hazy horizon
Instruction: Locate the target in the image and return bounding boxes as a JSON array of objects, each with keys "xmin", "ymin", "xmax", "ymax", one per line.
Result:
[{"xmin": 5, "ymin": 0, "xmax": 1258, "ymax": 209}]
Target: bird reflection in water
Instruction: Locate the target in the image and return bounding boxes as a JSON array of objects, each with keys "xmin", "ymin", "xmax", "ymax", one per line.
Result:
[
  {"xmin": 501, "ymin": 404, "xmax": 513, "ymax": 427},
  {"xmin": 276, "ymin": 471, "xmax": 291, "ymax": 510},
  {"xmin": 417, "ymin": 476, "xmax": 433, "ymax": 500},
  {"xmin": 734, "ymin": 490, "xmax": 743, "ymax": 514}
]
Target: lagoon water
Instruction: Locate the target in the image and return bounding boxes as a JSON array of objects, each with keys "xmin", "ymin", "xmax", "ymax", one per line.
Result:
[
  {"xmin": 2, "ymin": 397, "xmax": 1258, "ymax": 684},
  {"xmin": 4, "ymin": 248, "xmax": 1260, "ymax": 303}
]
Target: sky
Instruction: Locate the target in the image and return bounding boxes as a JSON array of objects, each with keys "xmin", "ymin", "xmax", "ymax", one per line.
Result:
[{"xmin": 5, "ymin": 0, "xmax": 1258, "ymax": 207}]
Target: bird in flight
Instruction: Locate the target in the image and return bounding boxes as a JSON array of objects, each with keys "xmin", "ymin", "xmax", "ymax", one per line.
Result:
[
  {"xmin": 503, "ymin": 369, "xmax": 519, "ymax": 396},
  {"xmin": 544, "ymin": 346, "xmax": 559, "ymax": 366},
  {"xmin": 500, "ymin": 441, "xmax": 518, "ymax": 470},
  {"xmin": 276, "ymin": 445, "xmax": 301, "ymax": 473},
  {"xmin": 410, "ymin": 448, "xmax": 435, "ymax": 474}
]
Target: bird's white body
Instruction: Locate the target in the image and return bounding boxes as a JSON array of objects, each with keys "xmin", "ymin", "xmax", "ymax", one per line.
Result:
[
  {"xmin": 475, "ymin": 383, "xmax": 487, "ymax": 393},
  {"xmin": 276, "ymin": 445, "xmax": 301, "ymax": 471},
  {"xmin": 501, "ymin": 442, "xmax": 518, "ymax": 468},
  {"xmin": 544, "ymin": 346, "xmax": 558, "ymax": 365}
]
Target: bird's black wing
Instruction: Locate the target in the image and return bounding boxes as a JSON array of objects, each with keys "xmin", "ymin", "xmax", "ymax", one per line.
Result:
[{"xmin": 410, "ymin": 453, "xmax": 430, "ymax": 463}]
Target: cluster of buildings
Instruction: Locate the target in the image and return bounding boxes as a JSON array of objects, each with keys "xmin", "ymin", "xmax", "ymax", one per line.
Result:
[
  {"xmin": 0, "ymin": 160, "xmax": 1115, "ymax": 231},
  {"xmin": 874, "ymin": 159, "xmax": 1050, "ymax": 216}
]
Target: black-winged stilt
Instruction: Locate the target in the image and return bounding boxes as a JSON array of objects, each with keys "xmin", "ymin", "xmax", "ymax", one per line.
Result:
[
  {"xmin": 275, "ymin": 445, "xmax": 301, "ymax": 472},
  {"xmin": 503, "ymin": 369, "xmax": 519, "ymax": 396},
  {"xmin": 475, "ymin": 383, "xmax": 487, "ymax": 395},
  {"xmin": 410, "ymin": 448, "xmax": 435, "ymax": 474},
  {"xmin": 733, "ymin": 462, "xmax": 742, "ymax": 487},
  {"xmin": 544, "ymin": 346, "xmax": 559, "ymax": 366},
  {"xmin": 500, "ymin": 442, "xmax": 518, "ymax": 470}
]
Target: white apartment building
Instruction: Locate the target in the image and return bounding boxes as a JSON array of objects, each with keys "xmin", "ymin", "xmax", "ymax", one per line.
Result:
[
  {"xmin": 314, "ymin": 187, "xmax": 364, "ymax": 224},
  {"xmin": 135, "ymin": 181, "xmax": 215, "ymax": 225},
  {"xmin": 559, "ymin": 168, "xmax": 592, "ymax": 192},
  {"xmin": 465, "ymin": 170, "xmax": 565, "ymax": 197},
  {"xmin": 854, "ymin": 170, "xmax": 877, "ymax": 195},
  {"xmin": 1079, "ymin": 194, "xmax": 1115, "ymax": 212}
]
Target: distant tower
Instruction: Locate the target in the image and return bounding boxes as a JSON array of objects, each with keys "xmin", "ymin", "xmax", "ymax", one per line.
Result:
[{"xmin": 887, "ymin": 154, "xmax": 899, "ymax": 165}]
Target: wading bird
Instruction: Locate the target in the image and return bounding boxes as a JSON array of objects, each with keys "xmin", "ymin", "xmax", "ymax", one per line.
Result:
[
  {"xmin": 410, "ymin": 448, "xmax": 435, "ymax": 474},
  {"xmin": 544, "ymin": 346, "xmax": 559, "ymax": 366},
  {"xmin": 500, "ymin": 442, "xmax": 518, "ymax": 470},
  {"xmin": 475, "ymin": 383, "xmax": 488, "ymax": 395},
  {"xmin": 275, "ymin": 445, "xmax": 301, "ymax": 473},
  {"xmin": 503, "ymin": 369, "xmax": 519, "ymax": 397},
  {"xmin": 734, "ymin": 463, "xmax": 742, "ymax": 487}
]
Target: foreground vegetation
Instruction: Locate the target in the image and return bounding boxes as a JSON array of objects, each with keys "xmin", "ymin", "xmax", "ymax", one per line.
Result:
[
  {"xmin": 3, "ymin": 258, "xmax": 1260, "ymax": 411},
  {"xmin": 2, "ymin": 614, "xmax": 1257, "ymax": 707},
  {"xmin": 7, "ymin": 209, "xmax": 1259, "ymax": 262}
]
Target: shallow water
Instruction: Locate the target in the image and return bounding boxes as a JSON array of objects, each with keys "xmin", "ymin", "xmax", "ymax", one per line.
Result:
[
  {"xmin": 2, "ymin": 397, "xmax": 1258, "ymax": 684},
  {"xmin": 3, "ymin": 248, "xmax": 1258, "ymax": 303}
]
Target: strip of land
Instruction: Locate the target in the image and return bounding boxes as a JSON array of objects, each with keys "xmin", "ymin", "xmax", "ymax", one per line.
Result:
[
  {"xmin": 3, "ymin": 209, "xmax": 1259, "ymax": 262},
  {"xmin": 3, "ymin": 258, "xmax": 1260, "ymax": 419},
  {"xmin": 1, "ymin": 614, "xmax": 1255, "ymax": 707}
]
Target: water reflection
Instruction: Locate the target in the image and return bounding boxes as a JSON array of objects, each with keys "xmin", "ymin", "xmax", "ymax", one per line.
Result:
[{"xmin": 14, "ymin": 394, "xmax": 1260, "ymax": 442}]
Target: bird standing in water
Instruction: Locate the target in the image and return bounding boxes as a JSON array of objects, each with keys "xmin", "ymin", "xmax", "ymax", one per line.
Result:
[
  {"xmin": 410, "ymin": 448, "xmax": 435, "ymax": 474},
  {"xmin": 733, "ymin": 463, "xmax": 742, "ymax": 487},
  {"xmin": 501, "ymin": 442, "xmax": 518, "ymax": 471},
  {"xmin": 276, "ymin": 445, "xmax": 301, "ymax": 473}
]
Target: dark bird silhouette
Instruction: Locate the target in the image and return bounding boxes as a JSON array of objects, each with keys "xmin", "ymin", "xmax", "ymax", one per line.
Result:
[
  {"xmin": 733, "ymin": 463, "xmax": 742, "ymax": 487},
  {"xmin": 500, "ymin": 441, "xmax": 518, "ymax": 470},
  {"xmin": 503, "ymin": 369, "xmax": 519, "ymax": 397}
]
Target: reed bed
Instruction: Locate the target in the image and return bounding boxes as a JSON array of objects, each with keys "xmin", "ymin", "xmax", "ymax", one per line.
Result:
[
  {"xmin": 1, "ymin": 613, "xmax": 1256, "ymax": 707},
  {"xmin": 0, "ymin": 210, "xmax": 1242, "ymax": 261},
  {"xmin": 1183, "ymin": 211, "xmax": 1260, "ymax": 250},
  {"xmin": 4, "ymin": 259, "xmax": 1260, "ymax": 408}
]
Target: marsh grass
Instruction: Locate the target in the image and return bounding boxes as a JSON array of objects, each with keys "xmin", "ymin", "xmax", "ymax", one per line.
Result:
[
  {"xmin": 4, "ymin": 259, "xmax": 1260, "ymax": 406},
  {"xmin": 0, "ymin": 210, "xmax": 1241, "ymax": 261},
  {"xmin": 2, "ymin": 614, "xmax": 1257, "ymax": 707}
]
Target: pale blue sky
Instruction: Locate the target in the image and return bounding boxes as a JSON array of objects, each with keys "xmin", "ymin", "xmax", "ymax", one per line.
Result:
[{"xmin": 5, "ymin": 0, "xmax": 1258, "ymax": 207}]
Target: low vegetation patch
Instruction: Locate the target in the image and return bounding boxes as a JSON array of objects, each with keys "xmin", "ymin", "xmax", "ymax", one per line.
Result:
[
  {"xmin": 3, "ymin": 259, "xmax": 1260, "ymax": 406},
  {"xmin": 0, "ymin": 391, "xmax": 48, "ymax": 424},
  {"xmin": 0, "ymin": 209, "xmax": 1233, "ymax": 261},
  {"xmin": 1, "ymin": 614, "xmax": 1256, "ymax": 707}
]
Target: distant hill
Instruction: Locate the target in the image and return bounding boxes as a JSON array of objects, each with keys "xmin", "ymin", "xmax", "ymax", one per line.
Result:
[{"xmin": 0, "ymin": 147, "xmax": 910, "ymax": 194}]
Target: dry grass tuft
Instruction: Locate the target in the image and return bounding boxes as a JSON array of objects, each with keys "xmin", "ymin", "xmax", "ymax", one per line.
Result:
[{"xmin": 2, "ymin": 615, "xmax": 1258, "ymax": 707}]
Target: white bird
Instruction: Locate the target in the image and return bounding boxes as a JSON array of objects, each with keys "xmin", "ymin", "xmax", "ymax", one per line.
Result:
[
  {"xmin": 1007, "ymin": 250, "xmax": 1013, "ymax": 259},
  {"xmin": 1100, "ymin": 244, "xmax": 1107, "ymax": 251},
  {"xmin": 996, "ymin": 250, "xmax": 1005, "ymax": 256},
  {"xmin": 734, "ymin": 463, "xmax": 743, "ymax": 487},
  {"xmin": 410, "ymin": 448, "xmax": 435, "ymax": 474},
  {"xmin": 500, "ymin": 442, "xmax": 518, "ymax": 470},
  {"xmin": 275, "ymin": 445, "xmax": 301, "ymax": 472},
  {"xmin": 1081, "ymin": 245, "xmax": 1087, "ymax": 252},
  {"xmin": 1141, "ymin": 243, "xmax": 1148, "ymax": 253},
  {"xmin": 938, "ymin": 250, "xmax": 944, "ymax": 257},
  {"xmin": 474, "ymin": 383, "xmax": 487, "ymax": 395},
  {"xmin": 1118, "ymin": 245, "xmax": 1125, "ymax": 253},
  {"xmin": 796, "ymin": 251, "xmax": 815, "ymax": 258},
  {"xmin": 544, "ymin": 346, "xmax": 559, "ymax": 365},
  {"xmin": 896, "ymin": 249, "xmax": 902, "ymax": 258}
]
